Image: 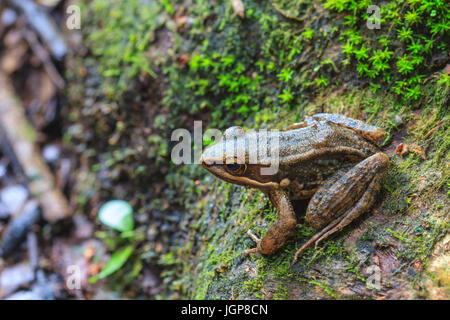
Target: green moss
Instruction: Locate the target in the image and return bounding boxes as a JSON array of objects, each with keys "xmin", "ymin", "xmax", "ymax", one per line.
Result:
[
  {"xmin": 323, "ymin": 0, "xmax": 449, "ymax": 100},
  {"xmin": 163, "ymin": 1, "xmax": 325, "ymax": 128},
  {"xmin": 67, "ymin": 0, "xmax": 449, "ymax": 299},
  {"xmin": 163, "ymin": 0, "xmax": 449, "ymax": 131},
  {"xmin": 85, "ymin": 0, "xmax": 165, "ymax": 100}
]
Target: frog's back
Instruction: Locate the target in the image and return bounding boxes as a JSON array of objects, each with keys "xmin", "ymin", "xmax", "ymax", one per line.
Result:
[
  {"xmin": 275, "ymin": 121, "xmax": 380, "ymax": 200},
  {"xmin": 278, "ymin": 120, "xmax": 378, "ymax": 163}
]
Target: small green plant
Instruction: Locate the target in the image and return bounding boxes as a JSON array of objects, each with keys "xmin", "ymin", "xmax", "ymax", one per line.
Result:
[
  {"xmin": 396, "ymin": 55, "xmax": 415, "ymax": 75},
  {"xmin": 437, "ymin": 72, "xmax": 450, "ymax": 88},
  {"xmin": 278, "ymin": 87, "xmax": 294, "ymax": 103},
  {"xmin": 277, "ymin": 69, "xmax": 294, "ymax": 82},
  {"xmin": 316, "ymin": 75, "xmax": 328, "ymax": 87},
  {"xmin": 301, "ymin": 27, "xmax": 314, "ymax": 40},
  {"xmin": 324, "ymin": 0, "xmax": 450, "ymax": 101},
  {"xmin": 90, "ymin": 200, "xmax": 139, "ymax": 283}
]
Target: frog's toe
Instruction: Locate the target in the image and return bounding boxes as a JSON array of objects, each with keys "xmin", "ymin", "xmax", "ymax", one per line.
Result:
[
  {"xmin": 246, "ymin": 229, "xmax": 261, "ymax": 244},
  {"xmin": 292, "ymin": 243, "xmax": 309, "ymax": 263},
  {"xmin": 243, "ymin": 247, "xmax": 259, "ymax": 256},
  {"xmin": 292, "ymin": 220, "xmax": 341, "ymax": 263},
  {"xmin": 244, "ymin": 230, "xmax": 262, "ymax": 257},
  {"xmin": 314, "ymin": 238, "xmax": 323, "ymax": 249}
]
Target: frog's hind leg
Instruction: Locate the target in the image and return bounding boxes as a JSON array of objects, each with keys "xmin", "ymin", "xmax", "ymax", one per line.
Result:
[
  {"xmin": 293, "ymin": 152, "xmax": 389, "ymax": 263},
  {"xmin": 309, "ymin": 113, "xmax": 386, "ymax": 142},
  {"xmin": 293, "ymin": 174, "xmax": 381, "ymax": 262}
]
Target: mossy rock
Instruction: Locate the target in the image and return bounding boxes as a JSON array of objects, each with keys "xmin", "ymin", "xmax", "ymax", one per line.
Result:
[{"xmin": 65, "ymin": 0, "xmax": 449, "ymax": 299}]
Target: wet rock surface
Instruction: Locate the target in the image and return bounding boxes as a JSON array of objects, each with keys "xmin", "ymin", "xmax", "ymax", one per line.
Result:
[{"xmin": 0, "ymin": 0, "xmax": 448, "ymax": 300}]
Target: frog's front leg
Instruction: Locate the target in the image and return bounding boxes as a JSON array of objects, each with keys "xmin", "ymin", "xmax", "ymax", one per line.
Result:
[
  {"xmin": 245, "ymin": 189, "xmax": 297, "ymax": 256},
  {"xmin": 293, "ymin": 152, "xmax": 389, "ymax": 262}
]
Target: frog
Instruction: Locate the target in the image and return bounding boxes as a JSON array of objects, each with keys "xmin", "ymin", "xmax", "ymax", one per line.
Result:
[{"xmin": 200, "ymin": 113, "xmax": 390, "ymax": 262}]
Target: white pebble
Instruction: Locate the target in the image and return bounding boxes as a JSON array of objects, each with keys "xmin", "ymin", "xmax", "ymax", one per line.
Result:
[{"xmin": 0, "ymin": 185, "xmax": 29, "ymax": 214}]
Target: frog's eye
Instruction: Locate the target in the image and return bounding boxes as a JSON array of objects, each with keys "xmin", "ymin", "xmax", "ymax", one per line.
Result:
[{"xmin": 225, "ymin": 163, "xmax": 247, "ymax": 175}]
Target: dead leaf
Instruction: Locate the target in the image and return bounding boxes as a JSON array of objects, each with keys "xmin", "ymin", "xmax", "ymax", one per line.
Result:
[
  {"xmin": 410, "ymin": 144, "xmax": 426, "ymax": 160},
  {"xmin": 83, "ymin": 245, "xmax": 95, "ymax": 261},
  {"xmin": 413, "ymin": 261, "xmax": 422, "ymax": 270},
  {"xmin": 174, "ymin": 15, "xmax": 187, "ymax": 25},
  {"xmin": 88, "ymin": 263, "xmax": 102, "ymax": 276},
  {"xmin": 1, "ymin": 31, "xmax": 28, "ymax": 74},
  {"xmin": 155, "ymin": 242, "xmax": 163, "ymax": 254},
  {"xmin": 0, "ymin": 42, "xmax": 28, "ymax": 73},
  {"xmin": 394, "ymin": 143, "xmax": 409, "ymax": 157},
  {"xmin": 178, "ymin": 54, "xmax": 189, "ymax": 67}
]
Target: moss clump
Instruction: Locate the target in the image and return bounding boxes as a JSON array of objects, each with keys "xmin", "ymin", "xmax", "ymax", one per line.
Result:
[
  {"xmin": 322, "ymin": 0, "xmax": 449, "ymax": 100},
  {"xmin": 164, "ymin": 0, "xmax": 449, "ymax": 129},
  {"xmin": 86, "ymin": 0, "xmax": 165, "ymax": 99},
  {"xmin": 163, "ymin": 0, "xmax": 323, "ymax": 128}
]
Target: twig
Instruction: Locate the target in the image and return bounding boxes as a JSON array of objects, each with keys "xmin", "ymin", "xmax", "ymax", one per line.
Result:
[
  {"xmin": 0, "ymin": 200, "xmax": 41, "ymax": 258},
  {"xmin": 272, "ymin": 2, "xmax": 307, "ymax": 23},
  {"xmin": 27, "ymin": 231, "xmax": 39, "ymax": 273},
  {"xmin": 0, "ymin": 71, "xmax": 71, "ymax": 223},
  {"xmin": 7, "ymin": 0, "xmax": 67, "ymax": 60},
  {"xmin": 0, "ymin": 125, "xmax": 27, "ymax": 184},
  {"xmin": 423, "ymin": 120, "xmax": 444, "ymax": 139},
  {"xmin": 23, "ymin": 29, "xmax": 65, "ymax": 89}
]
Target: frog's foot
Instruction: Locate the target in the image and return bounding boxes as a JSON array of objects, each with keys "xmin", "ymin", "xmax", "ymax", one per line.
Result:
[
  {"xmin": 293, "ymin": 152, "xmax": 389, "ymax": 263},
  {"xmin": 247, "ymin": 229, "xmax": 261, "ymax": 243},
  {"xmin": 245, "ymin": 189, "xmax": 297, "ymax": 257},
  {"xmin": 244, "ymin": 230, "xmax": 261, "ymax": 256},
  {"xmin": 293, "ymin": 215, "xmax": 346, "ymax": 263}
]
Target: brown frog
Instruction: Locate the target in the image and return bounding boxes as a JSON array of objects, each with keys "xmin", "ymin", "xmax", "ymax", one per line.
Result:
[{"xmin": 200, "ymin": 113, "xmax": 389, "ymax": 262}]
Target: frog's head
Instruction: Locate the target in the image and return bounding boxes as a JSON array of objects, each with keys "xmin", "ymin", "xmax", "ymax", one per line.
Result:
[{"xmin": 200, "ymin": 126, "xmax": 278, "ymax": 190}]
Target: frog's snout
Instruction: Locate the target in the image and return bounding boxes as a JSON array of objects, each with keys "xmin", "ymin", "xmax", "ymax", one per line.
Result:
[
  {"xmin": 200, "ymin": 153, "xmax": 214, "ymax": 170},
  {"xmin": 200, "ymin": 143, "xmax": 222, "ymax": 167},
  {"xmin": 199, "ymin": 155, "xmax": 207, "ymax": 168}
]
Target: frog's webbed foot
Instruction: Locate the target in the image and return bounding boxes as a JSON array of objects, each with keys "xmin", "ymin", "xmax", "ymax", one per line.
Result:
[
  {"xmin": 243, "ymin": 230, "xmax": 261, "ymax": 256},
  {"xmin": 244, "ymin": 189, "xmax": 297, "ymax": 257},
  {"xmin": 293, "ymin": 152, "xmax": 389, "ymax": 263}
]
